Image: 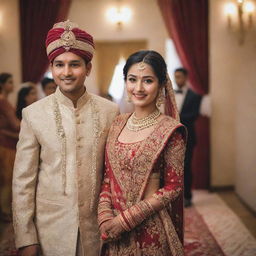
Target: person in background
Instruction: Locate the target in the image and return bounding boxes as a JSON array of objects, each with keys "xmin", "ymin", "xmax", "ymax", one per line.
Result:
[
  {"xmin": 0, "ymin": 72, "xmax": 20, "ymax": 222},
  {"xmin": 16, "ymin": 85, "xmax": 38, "ymax": 120},
  {"xmin": 98, "ymin": 50, "xmax": 186, "ymax": 256},
  {"xmin": 174, "ymin": 68, "xmax": 202, "ymax": 208},
  {"xmin": 41, "ymin": 77, "xmax": 57, "ymax": 96}
]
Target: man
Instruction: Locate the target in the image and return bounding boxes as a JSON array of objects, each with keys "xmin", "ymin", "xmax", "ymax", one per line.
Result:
[
  {"xmin": 12, "ymin": 21, "xmax": 119, "ymax": 256},
  {"xmin": 41, "ymin": 77, "xmax": 57, "ymax": 96},
  {"xmin": 174, "ymin": 68, "xmax": 201, "ymax": 207}
]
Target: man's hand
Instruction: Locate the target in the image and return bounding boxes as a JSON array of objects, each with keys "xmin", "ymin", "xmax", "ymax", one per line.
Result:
[{"xmin": 19, "ymin": 244, "xmax": 40, "ymax": 256}]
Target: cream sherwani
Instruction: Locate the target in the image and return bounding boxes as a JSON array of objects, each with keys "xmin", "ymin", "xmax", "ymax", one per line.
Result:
[{"xmin": 12, "ymin": 87, "xmax": 119, "ymax": 256}]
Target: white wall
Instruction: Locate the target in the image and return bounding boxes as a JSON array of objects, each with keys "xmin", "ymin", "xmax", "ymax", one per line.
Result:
[
  {"xmin": 210, "ymin": 0, "xmax": 256, "ymax": 210},
  {"xmin": 68, "ymin": 0, "xmax": 168, "ymax": 93},
  {"xmin": 0, "ymin": 0, "xmax": 21, "ymax": 105}
]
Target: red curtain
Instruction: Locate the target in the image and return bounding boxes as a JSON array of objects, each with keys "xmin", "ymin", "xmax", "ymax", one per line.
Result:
[
  {"xmin": 19, "ymin": 0, "xmax": 71, "ymax": 83},
  {"xmin": 158, "ymin": 0, "xmax": 210, "ymax": 189}
]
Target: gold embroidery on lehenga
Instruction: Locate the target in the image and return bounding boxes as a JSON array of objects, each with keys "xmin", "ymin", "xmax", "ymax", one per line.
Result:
[
  {"xmin": 104, "ymin": 114, "xmax": 185, "ymax": 256},
  {"xmin": 165, "ymin": 137, "xmax": 185, "ymax": 176},
  {"xmin": 107, "ymin": 115, "xmax": 179, "ymax": 208}
]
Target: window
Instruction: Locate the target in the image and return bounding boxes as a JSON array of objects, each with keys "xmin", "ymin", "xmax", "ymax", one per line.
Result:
[{"xmin": 165, "ymin": 39, "xmax": 182, "ymax": 89}]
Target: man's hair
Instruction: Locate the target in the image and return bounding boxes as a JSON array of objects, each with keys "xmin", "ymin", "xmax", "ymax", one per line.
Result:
[
  {"xmin": 41, "ymin": 77, "xmax": 54, "ymax": 90},
  {"xmin": 175, "ymin": 67, "xmax": 188, "ymax": 76}
]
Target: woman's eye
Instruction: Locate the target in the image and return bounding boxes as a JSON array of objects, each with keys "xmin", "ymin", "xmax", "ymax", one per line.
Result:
[
  {"xmin": 144, "ymin": 79, "xmax": 153, "ymax": 84},
  {"xmin": 128, "ymin": 78, "xmax": 136, "ymax": 83}
]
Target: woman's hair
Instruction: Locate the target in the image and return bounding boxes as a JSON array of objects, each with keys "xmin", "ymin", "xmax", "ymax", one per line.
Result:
[
  {"xmin": 41, "ymin": 77, "xmax": 55, "ymax": 90},
  {"xmin": 16, "ymin": 86, "xmax": 34, "ymax": 120},
  {"xmin": 0, "ymin": 73, "xmax": 12, "ymax": 92},
  {"xmin": 123, "ymin": 50, "xmax": 168, "ymax": 86}
]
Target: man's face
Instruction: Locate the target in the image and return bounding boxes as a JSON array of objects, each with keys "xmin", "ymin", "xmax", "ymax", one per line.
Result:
[
  {"xmin": 44, "ymin": 82, "xmax": 57, "ymax": 96},
  {"xmin": 50, "ymin": 52, "xmax": 91, "ymax": 95},
  {"xmin": 174, "ymin": 71, "xmax": 187, "ymax": 89}
]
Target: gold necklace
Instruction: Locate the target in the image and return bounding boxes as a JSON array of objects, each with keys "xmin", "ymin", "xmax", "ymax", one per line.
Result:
[{"xmin": 127, "ymin": 109, "xmax": 161, "ymax": 131}]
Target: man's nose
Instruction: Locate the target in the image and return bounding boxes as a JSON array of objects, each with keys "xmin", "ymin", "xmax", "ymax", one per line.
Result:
[{"xmin": 63, "ymin": 65, "xmax": 72, "ymax": 76}]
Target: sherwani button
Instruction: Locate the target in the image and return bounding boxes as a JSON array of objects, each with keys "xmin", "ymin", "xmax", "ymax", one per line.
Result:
[
  {"xmin": 76, "ymin": 120, "xmax": 80, "ymax": 124},
  {"xmin": 77, "ymin": 136, "xmax": 83, "ymax": 141}
]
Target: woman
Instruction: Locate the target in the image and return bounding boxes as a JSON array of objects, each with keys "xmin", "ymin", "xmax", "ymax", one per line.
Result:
[
  {"xmin": 16, "ymin": 85, "xmax": 38, "ymax": 120},
  {"xmin": 98, "ymin": 50, "xmax": 187, "ymax": 256},
  {"xmin": 0, "ymin": 73, "xmax": 20, "ymax": 222}
]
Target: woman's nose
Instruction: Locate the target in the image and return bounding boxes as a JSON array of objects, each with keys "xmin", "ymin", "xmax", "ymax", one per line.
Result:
[{"xmin": 135, "ymin": 81, "xmax": 144, "ymax": 91}]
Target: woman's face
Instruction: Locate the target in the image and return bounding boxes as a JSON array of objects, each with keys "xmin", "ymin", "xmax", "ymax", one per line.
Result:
[
  {"xmin": 25, "ymin": 88, "xmax": 37, "ymax": 106},
  {"xmin": 126, "ymin": 62, "xmax": 160, "ymax": 109},
  {"xmin": 2, "ymin": 77, "xmax": 14, "ymax": 94}
]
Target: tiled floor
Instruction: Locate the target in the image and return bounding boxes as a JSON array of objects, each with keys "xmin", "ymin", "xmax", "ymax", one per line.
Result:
[{"xmin": 217, "ymin": 190, "xmax": 256, "ymax": 238}]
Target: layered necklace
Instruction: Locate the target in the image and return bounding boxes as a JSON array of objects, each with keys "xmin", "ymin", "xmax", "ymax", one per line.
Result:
[{"xmin": 127, "ymin": 109, "xmax": 161, "ymax": 132}]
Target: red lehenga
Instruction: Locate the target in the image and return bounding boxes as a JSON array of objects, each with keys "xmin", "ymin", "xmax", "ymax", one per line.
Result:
[{"xmin": 98, "ymin": 114, "xmax": 186, "ymax": 256}]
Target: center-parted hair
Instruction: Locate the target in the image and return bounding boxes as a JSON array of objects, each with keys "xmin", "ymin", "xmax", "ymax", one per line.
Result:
[
  {"xmin": 16, "ymin": 86, "xmax": 35, "ymax": 120},
  {"xmin": 123, "ymin": 50, "xmax": 168, "ymax": 86}
]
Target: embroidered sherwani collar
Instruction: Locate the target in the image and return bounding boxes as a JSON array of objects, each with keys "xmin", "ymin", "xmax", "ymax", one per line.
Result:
[{"xmin": 55, "ymin": 86, "xmax": 90, "ymax": 110}]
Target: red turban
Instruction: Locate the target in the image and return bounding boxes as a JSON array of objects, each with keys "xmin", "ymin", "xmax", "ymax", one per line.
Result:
[{"xmin": 46, "ymin": 20, "xmax": 95, "ymax": 63}]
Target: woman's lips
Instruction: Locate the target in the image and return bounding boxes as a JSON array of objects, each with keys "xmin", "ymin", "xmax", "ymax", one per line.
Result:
[{"xmin": 133, "ymin": 94, "xmax": 147, "ymax": 99}]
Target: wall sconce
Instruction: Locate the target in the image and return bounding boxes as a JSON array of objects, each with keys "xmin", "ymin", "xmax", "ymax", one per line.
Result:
[
  {"xmin": 106, "ymin": 5, "xmax": 132, "ymax": 30},
  {"xmin": 225, "ymin": 0, "xmax": 255, "ymax": 45}
]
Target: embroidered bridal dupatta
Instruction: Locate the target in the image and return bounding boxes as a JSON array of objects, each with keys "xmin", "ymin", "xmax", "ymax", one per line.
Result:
[{"xmin": 98, "ymin": 113, "xmax": 186, "ymax": 256}]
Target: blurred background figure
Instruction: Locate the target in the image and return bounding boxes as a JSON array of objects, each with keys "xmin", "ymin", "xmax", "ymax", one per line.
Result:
[
  {"xmin": 0, "ymin": 73, "xmax": 20, "ymax": 222},
  {"xmin": 41, "ymin": 77, "xmax": 57, "ymax": 96},
  {"xmin": 16, "ymin": 85, "xmax": 38, "ymax": 120},
  {"xmin": 174, "ymin": 68, "xmax": 202, "ymax": 208}
]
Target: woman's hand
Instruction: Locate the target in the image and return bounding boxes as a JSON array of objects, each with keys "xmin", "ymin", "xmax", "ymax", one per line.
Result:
[
  {"xmin": 100, "ymin": 216, "xmax": 125, "ymax": 242},
  {"xmin": 100, "ymin": 220, "xmax": 111, "ymax": 235}
]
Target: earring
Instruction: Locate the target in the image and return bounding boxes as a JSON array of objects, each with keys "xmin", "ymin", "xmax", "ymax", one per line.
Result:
[
  {"xmin": 126, "ymin": 93, "xmax": 132, "ymax": 103},
  {"xmin": 156, "ymin": 89, "xmax": 165, "ymax": 108}
]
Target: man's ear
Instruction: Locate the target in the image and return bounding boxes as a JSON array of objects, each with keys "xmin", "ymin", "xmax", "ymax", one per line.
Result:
[
  {"xmin": 86, "ymin": 62, "xmax": 92, "ymax": 76},
  {"xmin": 49, "ymin": 62, "xmax": 53, "ymax": 71}
]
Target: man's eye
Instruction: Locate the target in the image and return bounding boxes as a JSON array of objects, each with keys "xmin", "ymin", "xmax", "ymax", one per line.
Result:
[
  {"xmin": 55, "ymin": 63, "xmax": 63, "ymax": 67},
  {"xmin": 71, "ymin": 63, "xmax": 79, "ymax": 67}
]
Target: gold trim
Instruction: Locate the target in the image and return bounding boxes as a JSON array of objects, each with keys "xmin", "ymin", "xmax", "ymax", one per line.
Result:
[
  {"xmin": 159, "ymin": 209, "xmax": 184, "ymax": 256},
  {"xmin": 53, "ymin": 96, "xmax": 67, "ymax": 195},
  {"xmin": 89, "ymin": 98, "xmax": 103, "ymax": 211},
  {"xmin": 47, "ymin": 38, "xmax": 94, "ymax": 56},
  {"xmin": 53, "ymin": 20, "xmax": 79, "ymax": 30}
]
